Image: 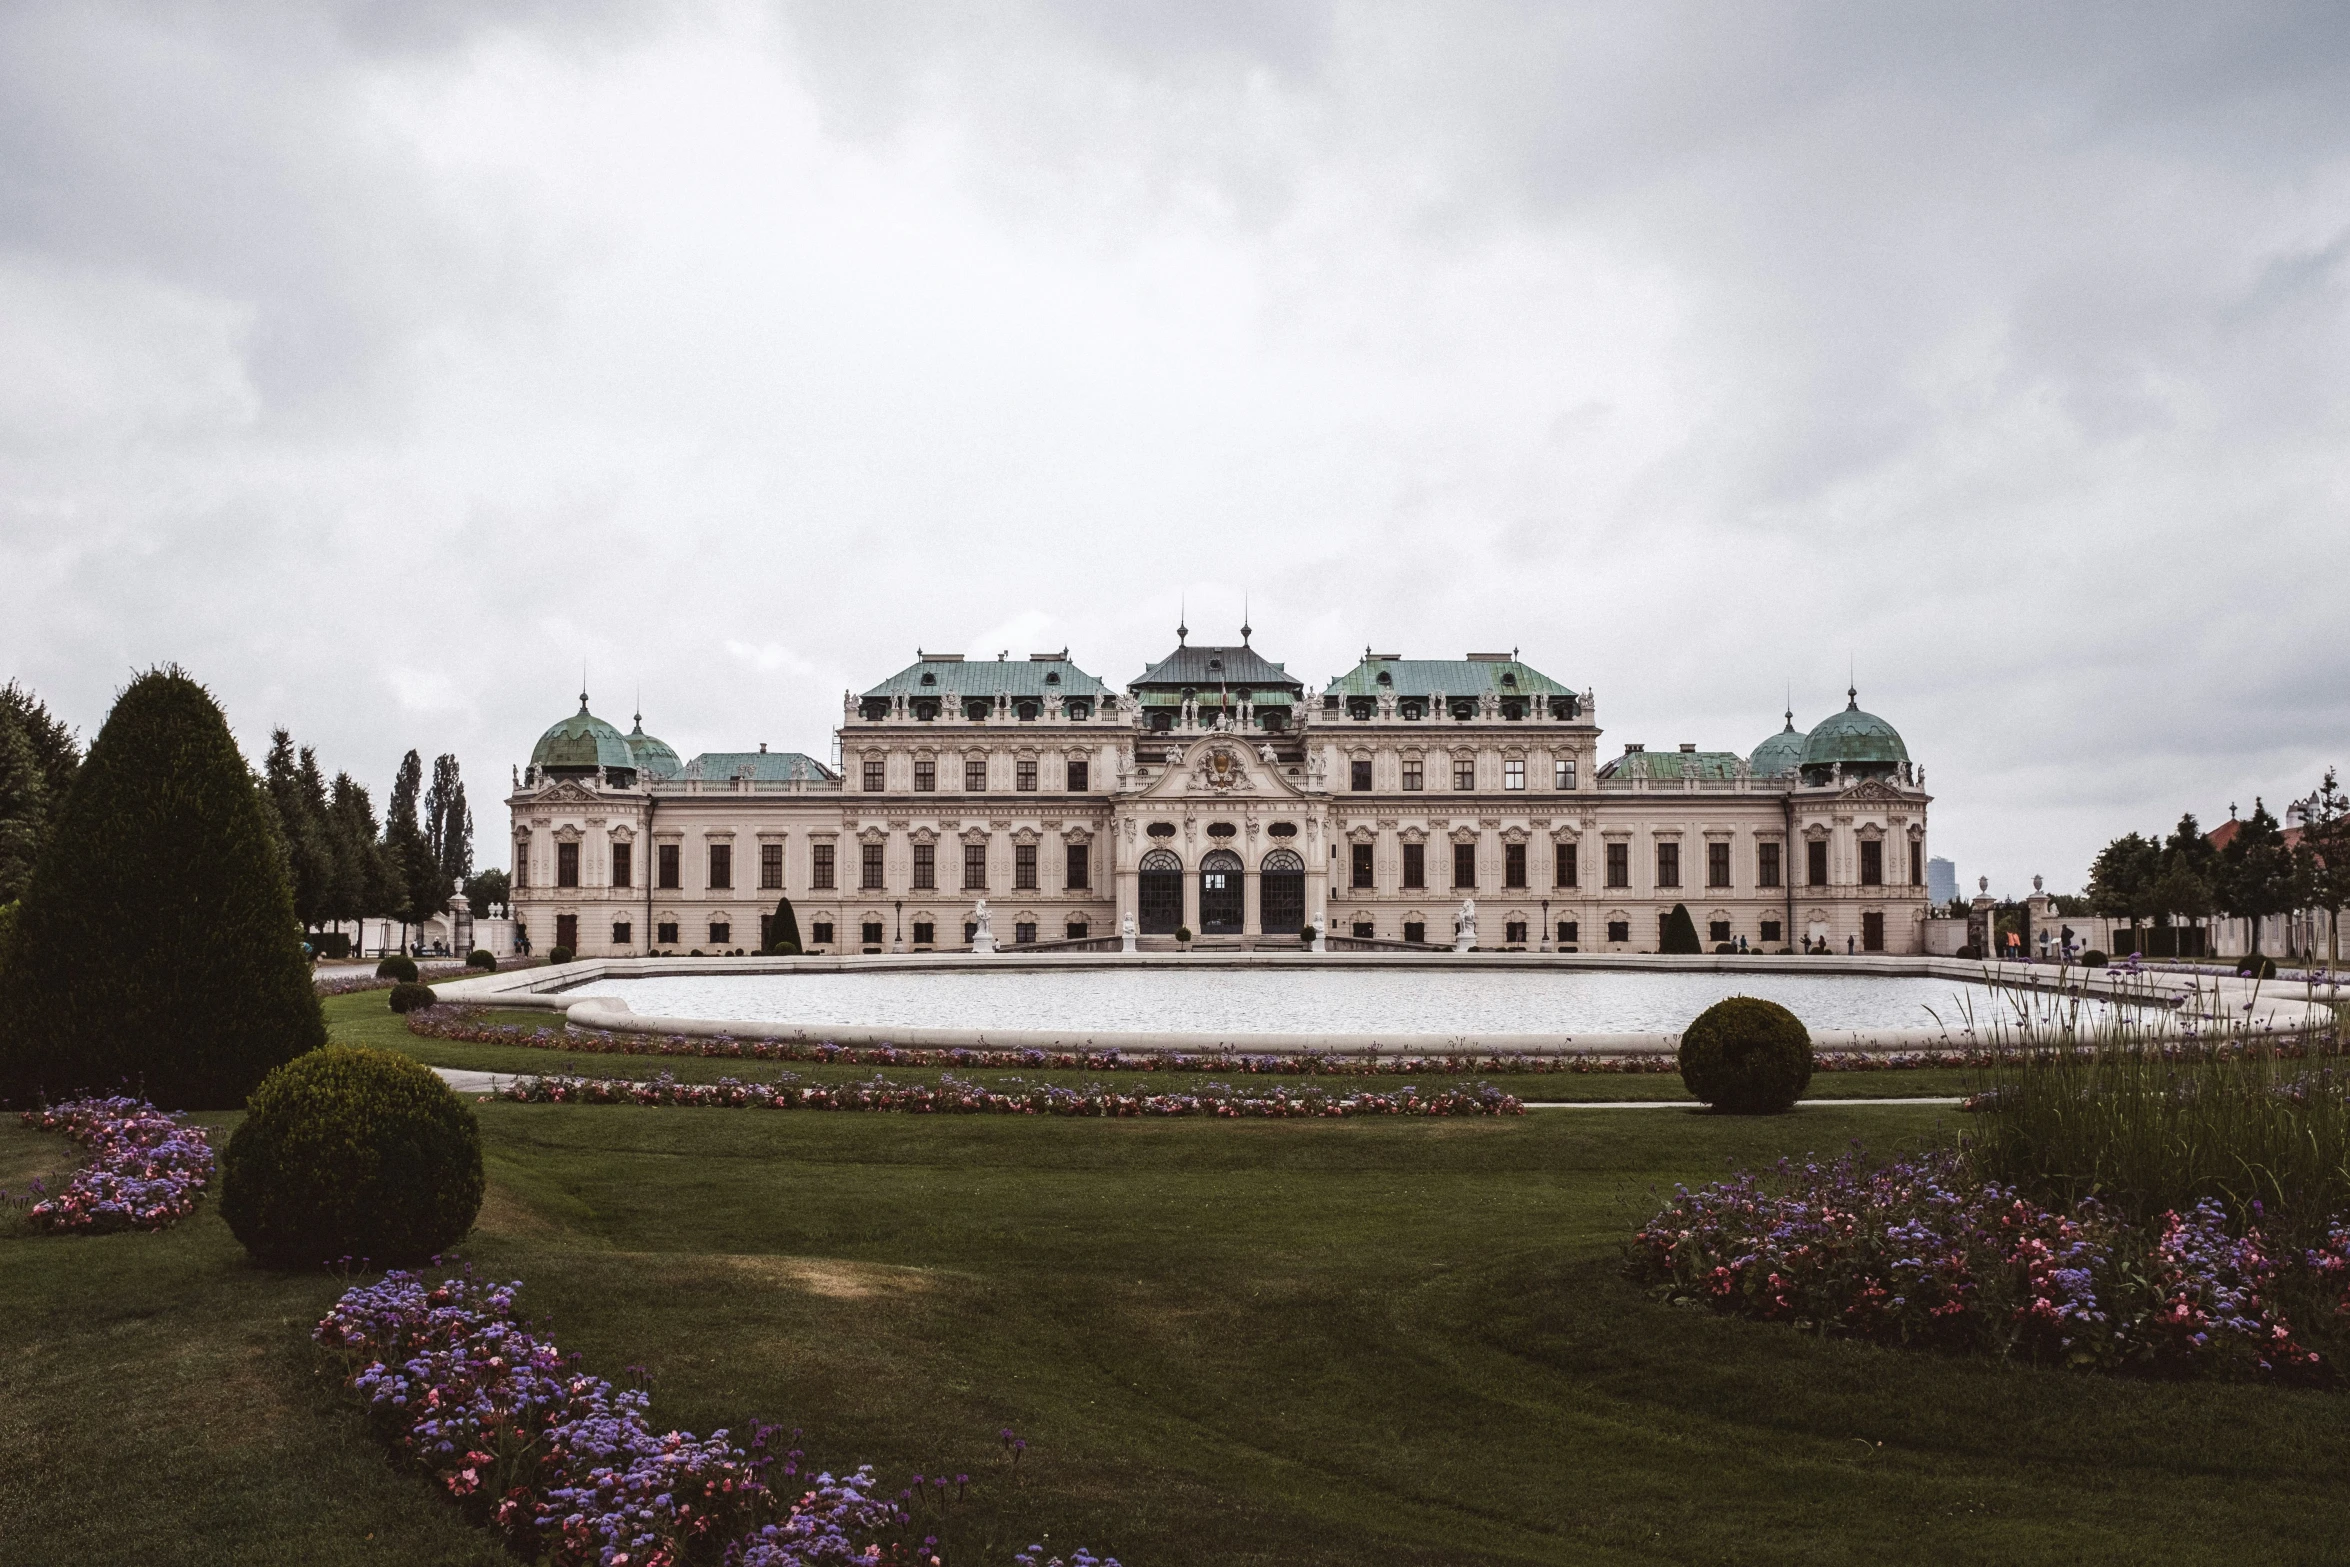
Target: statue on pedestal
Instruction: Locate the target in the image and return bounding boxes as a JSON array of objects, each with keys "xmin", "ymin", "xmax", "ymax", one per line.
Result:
[
  {"xmin": 1455, "ymin": 898, "xmax": 1478, "ymax": 953},
  {"xmin": 1120, "ymin": 910, "xmax": 1137, "ymax": 953},
  {"xmin": 971, "ymin": 899, "xmax": 998, "ymax": 955}
]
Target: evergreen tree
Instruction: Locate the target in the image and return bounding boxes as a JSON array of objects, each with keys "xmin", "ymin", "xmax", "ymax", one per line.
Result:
[
  {"xmin": 384, "ymin": 749, "xmax": 446, "ymax": 942},
  {"xmin": 425, "ymin": 753, "xmax": 472, "ymax": 896},
  {"xmin": 326, "ymin": 772, "xmax": 389, "ymax": 945},
  {"xmin": 464, "ymin": 866, "xmax": 509, "ymax": 917},
  {"xmin": 0, "ymin": 702, "xmax": 45, "ymax": 906},
  {"xmin": 0, "ymin": 668, "xmax": 324, "ymax": 1109},
  {"xmin": 2297, "ymin": 768, "xmax": 2349, "ymax": 966},
  {"xmin": 2219, "ymin": 799, "xmax": 2296, "ymax": 957},
  {"xmin": 766, "ymin": 895, "xmax": 802, "ymax": 954},
  {"xmin": 261, "ymin": 729, "xmax": 335, "ymax": 929},
  {"xmin": 1660, "ymin": 902, "xmax": 1702, "ymax": 954},
  {"xmin": 0, "ymin": 680, "xmax": 80, "ymax": 804}
]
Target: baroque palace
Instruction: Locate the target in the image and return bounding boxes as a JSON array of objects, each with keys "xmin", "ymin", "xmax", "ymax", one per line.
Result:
[{"xmin": 507, "ymin": 629, "xmax": 1933, "ymax": 956}]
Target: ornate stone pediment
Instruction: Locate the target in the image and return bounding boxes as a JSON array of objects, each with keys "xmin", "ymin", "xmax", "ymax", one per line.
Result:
[
  {"xmin": 1839, "ymin": 778, "xmax": 1909, "ymax": 804},
  {"xmin": 1132, "ymin": 738, "xmax": 1309, "ymax": 803},
  {"xmin": 532, "ymin": 780, "xmax": 600, "ymax": 806}
]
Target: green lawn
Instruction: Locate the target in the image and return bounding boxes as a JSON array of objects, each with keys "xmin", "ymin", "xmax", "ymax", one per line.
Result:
[{"xmin": 5, "ymin": 998, "xmax": 2346, "ymax": 1564}]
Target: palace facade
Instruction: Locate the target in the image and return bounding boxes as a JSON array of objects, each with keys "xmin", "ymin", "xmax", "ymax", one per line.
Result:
[{"xmin": 507, "ymin": 633, "xmax": 1934, "ymax": 956}]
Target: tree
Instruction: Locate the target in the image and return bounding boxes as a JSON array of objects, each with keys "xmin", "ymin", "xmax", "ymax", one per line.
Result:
[
  {"xmin": 0, "ymin": 680, "xmax": 80, "ymax": 804},
  {"xmin": 2296, "ymin": 768, "xmax": 2349, "ymax": 966},
  {"xmin": 261, "ymin": 729, "xmax": 335, "ymax": 930},
  {"xmin": 463, "ymin": 866, "xmax": 509, "ymax": 917},
  {"xmin": 0, "ymin": 702, "xmax": 46, "ymax": 907},
  {"xmin": 425, "ymin": 753, "xmax": 472, "ymax": 898},
  {"xmin": 2219, "ymin": 799, "xmax": 2297, "ymax": 957},
  {"xmin": 1660, "ymin": 902, "xmax": 1702, "ymax": 954},
  {"xmin": 2088, "ymin": 831, "xmax": 2164, "ymax": 949},
  {"xmin": 0, "ymin": 667, "xmax": 324, "ymax": 1109},
  {"xmin": 325, "ymin": 772, "xmax": 389, "ymax": 947},
  {"xmin": 384, "ymin": 749, "xmax": 447, "ymax": 946},
  {"xmin": 766, "ymin": 895, "xmax": 802, "ymax": 955}
]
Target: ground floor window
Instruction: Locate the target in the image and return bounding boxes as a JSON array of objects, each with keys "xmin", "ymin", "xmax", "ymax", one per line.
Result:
[
  {"xmin": 1504, "ymin": 919, "xmax": 1528, "ymax": 945},
  {"xmin": 1352, "ymin": 920, "xmax": 1374, "ymax": 939},
  {"xmin": 1015, "ymin": 921, "xmax": 1038, "ymax": 945},
  {"xmin": 1863, "ymin": 912, "xmax": 1886, "ymax": 952},
  {"xmin": 1709, "ymin": 919, "xmax": 1731, "ymax": 943},
  {"xmin": 1404, "ymin": 921, "xmax": 1426, "ymax": 943},
  {"xmin": 709, "ymin": 919, "xmax": 731, "ymax": 946},
  {"xmin": 862, "ymin": 920, "xmax": 884, "ymax": 949},
  {"xmin": 1607, "ymin": 919, "xmax": 1630, "ymax": 943},
  {"xmin": 656, "ymin": 920, "xmax": 679, "ymax": 945},
  {"xmin": 1557, "ymin": 919, "xmax": 1577, "ymax": 946},
  {"xmin": 964, "ymin": 921, "xmax": 979, "ymax": 944},
  {"xmin": 912, "ymin": 920, "xmax": 935, "ymax": 946},
  {"xmin": 811, "ymin": 920, "xmax": 834, "ymax": 946},
  {"xmin": 612, "ymin": 919, "xmax": 631, "ymax": 946},
  {"xmin": 1760, "ymin": 919, "xmax": 1782, "ymax": 944},
  {"xmin": 555, "ymin": 914, "xmax": 578, "ymax": 950},
  {"xmin": 1066, "ymin": 918, "xmax": 1087, "ymax": 940}
]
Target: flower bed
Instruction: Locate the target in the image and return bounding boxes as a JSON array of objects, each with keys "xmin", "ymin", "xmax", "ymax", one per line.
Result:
[
  {"xmin": 16, "ymin": 1097, "xmax": 214, "ymax": 1234},
  {"xmin": 316, "ymin": 1269, "xmax": 1115, "ymax": 1566},
  {"xmin": 411, "ymin": 1007, "xmax": 1990, "ymax": 1077},
  {"xmin": 496, "ymin": 1069, "xmax": 1525, "ymax": 1118},
  {"xmin": 1627, "ymin": 1147, "xmax": 2350, "ymax": 1383}
]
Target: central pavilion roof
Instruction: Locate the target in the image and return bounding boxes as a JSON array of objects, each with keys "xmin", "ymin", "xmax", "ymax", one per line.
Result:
[{"xmin": 1128, "ymin": 642, "xmax": 1303, "ymax": 699}]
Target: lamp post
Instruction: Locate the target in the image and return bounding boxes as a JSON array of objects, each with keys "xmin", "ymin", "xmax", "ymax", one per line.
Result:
[{"xmin": 893, "ymin": 899, "xmax": 904, "ymax": 955}]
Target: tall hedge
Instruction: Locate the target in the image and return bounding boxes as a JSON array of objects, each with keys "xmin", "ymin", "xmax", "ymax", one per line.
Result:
[
  {"xmin": 767, "ymin": 894, "xmax": 802, "ymax": 955},
  {"xmin": 0, "ymin": 668, "xmax": 325, "ymax": 1109},
  {"xmin": 1660, "ymin": 902, "xmax": 1703, "ymax": 955}
]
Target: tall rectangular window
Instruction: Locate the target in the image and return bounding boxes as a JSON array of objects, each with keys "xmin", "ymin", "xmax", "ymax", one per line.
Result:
[
  {"xmin": 914, "ymin": 758, "xmax": 935, "ymax": 792},
  {"xmin": 1556, "ymin": 842, "xmax": 1578, "ymax": 888},
  {"xmin": 1707, "ymin": 842, "xmax": 1731, "ymax": 888},
  {"xmin": 513, "ymin": 837, "xmax": 529, "ymax": 888},
  {"xmin": 658, "ymin": 843, "xmax": 680, "ymax": 889},
  {"xmin": 861, "ymin": 841, "xmax": 885, "ymax": 890},
  {"xmin": 1910, "ymin": 841, "xmax": 1923, "ymax": 886},
  {"xmin": 1655, "ymin": 842, "xmax": 1679, "ymax": 888},
  {"xmin": 1351, "ymin": 843, "xmax": 1375, "ymax": 889},
  {"xmin": 557, "ymin": 842, "xmax": 580, "ymax": 888},
  {"xmin": 1015, "ymin": 843, "xmax": 1038, "ymax": 889},
  {"xmin": 1860, "ymin": 840, "xmax": 1884, "ymax": 886},
  {"xmin": 1504, "ymin": 842, "xmax": 1527, "ymax": 887},
  {"xmin": 610, "ymin": 842, "xmax": 631, "ymax": 889},
  {"xmin": 810, "ymin": 843, "xmax": 835, "ymax": 890},
  {"xmin": 708, "ymin": 843, "xmax": 732, "ymax": 889},
  {"xmin": 1401, "ymin": 759, "xmax": 1423, "ymax": 791},
  {"xmin": 1503, "ymin": 759, "xmax": 1525, "ymax": 791},
  {"xmin": 1606, "ymin": 842, "xmax": 1630, "ymax": 888},
  {"xmin": 760, "ymin": 842, "xmax": 782, "ymax": 889},
  {"xmin": 1351, "ymin": 759, "xmax": 1372, "ymax": 791},
  {"xmin": 964, "ymin": 842, "xmax": 988, "ymax": 890},
  {"xmin": 1554, "ymin": 758, "xmax": 1576, "ymax": 790},
  {"xmin": 913, "ymin": 842, "xmax": 935, "ymax": 889},
  {"xmin": 861, "ymin": 758, "xmax": 883, "ymax": 791},
  {"xmin": 965, "ymin": 757, "xmax": 987, "ymax": 791},
  {"xmin": 1758, "ymin": 842, "xmax": 1782, "ymax": 888},
  {"xmin": 1453, "ymin": 758, "xmax": 1476, "ymax": 790},
  {"xmin": 1067, "ymin": 759, "xmax": 1089, "ymax": 792},
  {"xmin": 1402, "ymin": 842, "xmax": 1425, "ymax": 888},
  {"xmin": 1808, "ymin": 839, "xmax": 1829, "ymax": 886},
  {"xmin": 1862, "ymin": 911, "xmax": 1886, "ymax": 952},
  {"xmin": 1017, "ymin": 759, "xmax": 1038, "ymax": 792},
  {"xmin": 1453, "ymin": 842, "xmax": 1477, "ymax": 888},
  {"xmin": 1066, "ymin": 843, "xmax": 1089, "ymax": 889}
]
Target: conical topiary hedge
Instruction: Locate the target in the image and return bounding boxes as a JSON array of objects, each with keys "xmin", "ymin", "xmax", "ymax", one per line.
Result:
[
  {"xmin": 0, "ymin": 668, "xmax": 325, "ymax": 1109},
  {"xmin": 1660, "ymin": 902, "xmax": 1702, "ymax": 955}
]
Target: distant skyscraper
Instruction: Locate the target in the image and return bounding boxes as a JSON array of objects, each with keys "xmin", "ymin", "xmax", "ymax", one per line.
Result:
[{"xmin": 1927, "ymin": 856, "xmax": 1957, "ymax": 905}]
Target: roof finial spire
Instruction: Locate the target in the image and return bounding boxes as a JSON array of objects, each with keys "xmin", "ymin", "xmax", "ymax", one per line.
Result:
[
  {"xmin": 1848, "ymin": 655, "xmax": 1857, "ymax": 710},
  {"xmin": 1785, "ymin": 681, "xmax": 1795, "ymax": 731},
  {"xmin": 1241, "ymin": 593, "xmax": 1251, "ymax": 644},
  {"xmin": 1177, "ymin": 596, "xmax": 1188, "ymax": 647},
  {"xmin": 633, "ymin": 684, "xmax": 642, "ymax": 732},
  {"xmin": 580, "ymin": 663, "xmax": 590, "ymax": 712}
]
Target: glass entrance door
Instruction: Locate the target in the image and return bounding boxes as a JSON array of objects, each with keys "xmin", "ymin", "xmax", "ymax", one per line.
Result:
[
  {"xmin": 1259, "ymin": 848, "xmax": 1304, "ymax": 935},
  {"xmin": 1199, "ymin": 850, "xmax": 1244, "ymax": 934},
  {"xmin": 1138, "ymin": 849, "xmax": 1183, "ymax": 934}
]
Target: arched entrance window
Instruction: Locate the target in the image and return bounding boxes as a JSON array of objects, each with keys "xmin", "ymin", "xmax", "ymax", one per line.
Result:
[
  {"xmin": 1138, "ymin": 849, "xmax": 1183, "ymax": 934},
  {"xmin": 1260, "ymin": 848, "xmax": 1305, "ymax": 935},
  {"xmin": 1199, "ymin": 849, "xmax": 1244, "ymax": 934}
]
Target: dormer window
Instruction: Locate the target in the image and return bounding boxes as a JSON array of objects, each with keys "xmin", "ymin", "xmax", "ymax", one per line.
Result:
[
  {"xmin": 1045, "ymin": 671, "xmax": 1060, "ymax": 685},
  {"xmin": 1376, "ymin": 670, "xmax": 1392, "ymax": 685},
  {"xmin": 920, "ymin": 672, "xmax": 936, "ymax": 686},
  {"xmin": 1501, "ymin": 672, "xmax": 1517, "ymax": 687},
  {"xmin": 1207, "ymin": 659, "xmax": 1222, "ymax": 674}
]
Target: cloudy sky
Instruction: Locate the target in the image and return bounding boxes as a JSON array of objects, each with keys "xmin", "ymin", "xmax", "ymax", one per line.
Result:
[{"xmin": 3, "ymin": 2, "xmax": 2346, "ymax": 893}]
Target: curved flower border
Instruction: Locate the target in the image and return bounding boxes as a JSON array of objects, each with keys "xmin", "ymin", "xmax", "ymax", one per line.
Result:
[{"xmin": 15, "ymin": 1097, "xmax": 214, "ymax": 1234}]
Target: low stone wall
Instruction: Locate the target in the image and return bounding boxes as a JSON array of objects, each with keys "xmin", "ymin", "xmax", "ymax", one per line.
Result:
[{"xmin": 422, "ymin": 951, "xmax": 2340, "ymax": 1060}]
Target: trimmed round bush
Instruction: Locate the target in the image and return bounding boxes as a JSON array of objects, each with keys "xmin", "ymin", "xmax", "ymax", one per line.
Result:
[
  {"xmin": 375, "ymin": 954, "xmax": 418, "ymax": 982},
  {"xmin": 1175, "ymin": 926, "xmax": 1193, "ymax": 945},
  {"xmin": 547, "ymin": 944, "xmax": 575, "ymax": 965},
  {"xmin": 466, "ymin": 948, "xmax": 497, "ymax": 971},
  {"xmin": 2237, "ymin": 953, "xmax": 2278, "ymax": 979},
  {"xmin": 221, "ymin": 1045, "xmax": 484, "ymax": 1267},
  {"xmin": 1678, "ymin": 996, "xmax": 1812, "ymax": 1115},
  {"xmin": 2081, "ymin": 950, "xmax": 2108, "ymax": 967},
  {"xmin": 387, "ymin": 981, "xmax": 437, "ymax": 1013}
]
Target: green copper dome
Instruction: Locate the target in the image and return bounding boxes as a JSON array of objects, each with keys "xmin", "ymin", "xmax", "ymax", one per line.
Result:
[
  {"xmin": 1750, "ymin": 711, "xmax": 1807, "ymax": 778},
  {"xmin": 530, "ymin": 698, "xmax": 637, "ymax": 777},
  {"xmin": 1799, "ymin": 689, "xmax": 1908, "ymax": 783},
  {"xmin": 626, "ymin": 715, "xmax": 681, "ymax": 781}
]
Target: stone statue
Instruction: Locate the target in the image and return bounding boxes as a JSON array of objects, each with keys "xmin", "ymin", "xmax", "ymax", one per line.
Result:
[
  {"xmin": 1121, "ymin": 910, "xmax": 1137, "ymax": 953},
  {"xmin": 1831, "ymin": 760, "xmax": 1844, "ymax": 787},
  {"xmin": 1455, "ymin": 898, "xmax": 1477, "ymax": 953},
  {"xmin": 971, "ymin": 899, "xmax": 998, "ymax": 955},
  {"xmin": 1259, "ymin": 742, "xmax": 1277, "ymax": 763}
]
